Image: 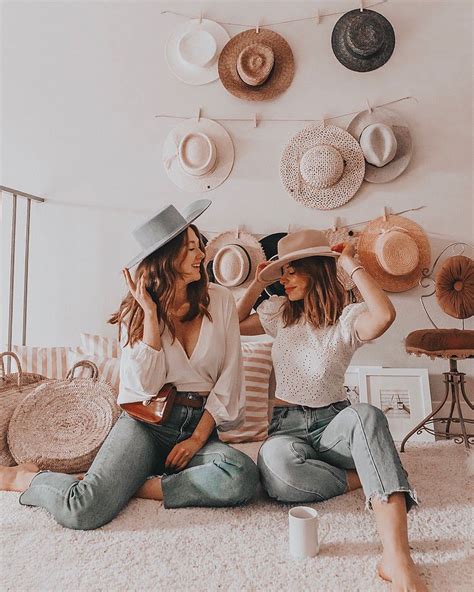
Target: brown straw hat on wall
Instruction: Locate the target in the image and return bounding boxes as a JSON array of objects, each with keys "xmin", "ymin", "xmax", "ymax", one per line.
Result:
[
  {"xmin": 218, "ymin": 28, "xmax": 294, "ymax": 101},
  {"xmin": 357, "ymin": 215, "xmax": 431, "ymax": 292}
]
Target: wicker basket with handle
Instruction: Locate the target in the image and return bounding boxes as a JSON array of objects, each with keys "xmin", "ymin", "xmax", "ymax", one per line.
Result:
[
  {"xmin": 0, "ymin": 351, "xmax": 50, "ymax": 466},
  {"xmin": 8, "ymin": 360, "xmax": 121, "ymax": 472}
]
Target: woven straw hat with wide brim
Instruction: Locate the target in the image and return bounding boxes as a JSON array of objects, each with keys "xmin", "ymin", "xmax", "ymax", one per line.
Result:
[
  {"xmin": 331, "ymin": 9, "xmax": 395, "ymax": 72},
  {"xmin": 8, "ymin": 361, "xmax": 121, "ymax": 472},
  {"xmin": 166, "ymin": 19, "xmax": 230, "ymax": 85},
  {"xmin": 280, "ymin": 124, "xmax": 365, "ymax": 210},
  {"xmin": 218, "ymin": 29, "xmax": 295, "ymax": 101},
  {"xmin": 347, "ymin": 107, "xmax": 412, "ymax": 183},
  {"xmin": 205, "ymin": 230, "xmax": 266, "ymax": 297},
  {"xmin": 163, "ymin": 118, "xmax": 234, "ymax": 193},
  {"xmin": 358, "ymin": 215, "xmax": 431, "ymax": 292}
]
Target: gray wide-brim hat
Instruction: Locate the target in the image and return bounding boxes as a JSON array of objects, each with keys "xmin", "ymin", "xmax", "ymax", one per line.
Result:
[
  {"xmin": 347, "ymin": 107, "xmax": 412, "ymax": 183},
  {"xmin": 127, "ymin": 199, "xmax": 211, "ymax": 268},
  {"xmin": 331, "ymin": 9, "xmax": 395, "ymax": 73}
]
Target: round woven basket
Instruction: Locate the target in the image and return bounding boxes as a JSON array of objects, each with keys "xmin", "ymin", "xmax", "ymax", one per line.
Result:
[
  {"xmin": 8, "ymin": 360, "xmax": 120, "ymax": 472},
  {"xmin": 0, "ymin": 352, "xmax": 49, "ymax": 466}
]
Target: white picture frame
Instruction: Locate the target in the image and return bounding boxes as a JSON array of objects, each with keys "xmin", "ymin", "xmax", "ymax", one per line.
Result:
[
  {"xmin": 358, "ymin": 367, "xmax": 434, "ymax": 443},
  {"xmin": 343, "ymin": 365, "xmax": 382, "ymax": 406}
]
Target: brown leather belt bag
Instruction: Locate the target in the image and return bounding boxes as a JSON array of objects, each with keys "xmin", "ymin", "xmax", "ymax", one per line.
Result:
[{"xmin": 120, "ymin": 384, "xmax": 177, "ymax": 425}]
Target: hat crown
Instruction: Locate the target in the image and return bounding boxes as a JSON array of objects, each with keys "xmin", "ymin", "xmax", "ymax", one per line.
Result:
[
  {"xmin": 375, "ymin": 229, "xmax": 420, "ymax": 276},
  {"xmin": 178, "ymin": 132, "xmax": 217, "ymax": 177},
  {"xmin": 213, "ymin": 244, "xmax": 251, "ymax": 287},
  {"xmin": 345, "ymin": 14, "xmax": 385, "ymax": 57},
  {"xmin": 132, "ymin": 205, "xmax": 187, "ymax": 251},
  {"xmin": 278, "ymin": 229, "xmax": 331, "ymax": 259},
  {"xmin": 237, "ymin": 42, "xmax": 275, "ymax": 86},
  {"xmin": 178, "ymin": 28, "xmax": 217, "ymax": 67},
  {"xmin": 300, "ymin": 145, "xmax": 345, "ymax": 189},
  {"xmin": 360, "ymin": 123, "xmax": 398, "ymax": 167}
]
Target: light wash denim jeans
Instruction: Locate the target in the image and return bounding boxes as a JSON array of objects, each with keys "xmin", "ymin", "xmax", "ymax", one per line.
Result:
[
  {"xmin": 20, "ymin": 394, "xmax": 259, "ymax": 530},
  {"xmin": 258, "ymin": 400, "xmax": 417, "ymax": 511}
]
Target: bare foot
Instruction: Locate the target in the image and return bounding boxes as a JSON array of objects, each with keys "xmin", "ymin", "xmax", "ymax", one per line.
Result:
[
  {"xmin": 0, "ymin": 463, "xmax": 40, "ymax": 492},
  {"xmin": 135, "ymin": 477, "xmax": 163, "ymax": 500},
  {"xmin": 377, "ymin": 554, "xmax": 429, "ymax": 591}
]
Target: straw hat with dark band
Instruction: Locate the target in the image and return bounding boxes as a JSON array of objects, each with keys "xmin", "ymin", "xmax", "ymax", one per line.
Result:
[
  {"xmin": 358, "ymin": 215, "xmax": 431, "ymax": 292},
  {"xmin": 218, "ymin": 28, "xmax": 295, "ymax": 101}
]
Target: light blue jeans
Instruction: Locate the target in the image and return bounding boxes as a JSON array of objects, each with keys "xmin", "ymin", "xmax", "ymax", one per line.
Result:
[
  {"xmin": 20, "ymin": 395, "xmax": 259, "ymax": 530},
  {"xmin": 258, "ymin": 400, "xmax": 417, "ymax": 511}
]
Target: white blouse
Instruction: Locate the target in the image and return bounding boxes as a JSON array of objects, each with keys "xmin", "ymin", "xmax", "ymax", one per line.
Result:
[
  {"xmin": 257, "ymin": 296, "xmax": 369, "ymax": 407},
  {"xmin": 118, "ymin": 284, "xmax": 244, "ymax": 432}
]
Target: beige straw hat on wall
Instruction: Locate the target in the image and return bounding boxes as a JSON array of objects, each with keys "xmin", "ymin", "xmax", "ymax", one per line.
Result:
[{"xmin": 357, "ymin": 215, "xmax": 431, "ymax": 292}]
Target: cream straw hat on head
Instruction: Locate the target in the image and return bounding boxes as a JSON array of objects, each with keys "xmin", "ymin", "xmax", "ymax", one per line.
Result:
[
  {"xmin": 358, "ymin": 215, "xmax": 431, "ymax": 292},
  {"xmin": 258, "ymin": 229, "xmax": 339, "ymax": 283},
  {"xmin": 347, "ymin": 107, "xmax": 413, "ymax": 183},
  {"xmin": 205, "ymin": 230, "xmax": 266, "ymax": 297},
  {"xmin": 166, "ymin": 18, "xmax": 230, "ymax": 85},
  {"xmin": 163, "ymin": 118, "xmax": 234, "ymax": 193},
  {"xmin": 280, "ymin": 124, "xmax": 365, "ymax": 210}
]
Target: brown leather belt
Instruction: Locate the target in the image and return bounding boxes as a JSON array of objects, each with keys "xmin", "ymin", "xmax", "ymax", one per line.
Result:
[
  {"xmin": 271, "ymin": 397, "xmax": 299, "ymax": 408},
  {"xmin": 175, "ymin": 392, "xmax": 208, "ymax": 408}
]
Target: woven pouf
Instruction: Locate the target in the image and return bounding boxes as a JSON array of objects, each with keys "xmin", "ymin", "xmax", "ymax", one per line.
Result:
[
  {"xmin": 7, "ymin": 361, "xmax": 120, "ymax": 472},
  {"xmin": 0, "ymin": 351, "xmax": 48, "ymax": 466}
]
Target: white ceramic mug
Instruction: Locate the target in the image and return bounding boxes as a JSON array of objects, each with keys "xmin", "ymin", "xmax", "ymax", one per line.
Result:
[{"xmin": 288, "ymin": 506, "xmax": 330, "ymax": 559}]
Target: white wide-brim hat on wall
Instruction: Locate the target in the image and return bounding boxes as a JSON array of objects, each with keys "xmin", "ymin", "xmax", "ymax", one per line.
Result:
[
  {"xmin": 166, "ymin": 18, "xmax": 230, "ymax": 85},
  {"xmin": 347, "ymin": 107, "xmax": 413, "ymax": 183},
  {"xmin": 205, "ymin": 230, "xmax": 266, "ymax": 296},
  {"xmin": 280, "ymin": 124, "xmax": 365, "ymax": 210},
  {"xmin": 357, "ymin": 215, "xmax": 431, "ymax": 292},
  {"xmin": 163, "ymin": 118, "xmax": 235, "ymax": 193}
]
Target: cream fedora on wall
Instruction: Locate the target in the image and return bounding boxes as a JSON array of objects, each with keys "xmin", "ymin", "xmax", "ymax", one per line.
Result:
[
  {"xmin": 347, "ymin": 107, "xmax": 413, "ymax": 183},
  {"xmin": 166, "ymin": 18, "xmax": 230, "ymax": 85},
  {"xmin": 357, "ymin": 215, "xmax": 430, "ymax": 292},
  {"xmin": 258, "ymin": 229, "xmax": 339, "ymax": 283},
  {"xmin": 163, "ymin": 118, "xmax": 234, "ymax": 192},
  {"xmin": 280, "ymin": 124, "xmax": 365, "ymax": 210}
]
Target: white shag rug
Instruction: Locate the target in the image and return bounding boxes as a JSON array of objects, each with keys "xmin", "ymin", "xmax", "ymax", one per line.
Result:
[{"xmin": 1, "ymin": 441, "xmax": 472, "ymax": 592}]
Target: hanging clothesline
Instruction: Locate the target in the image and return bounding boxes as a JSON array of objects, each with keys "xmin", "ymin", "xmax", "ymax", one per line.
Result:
[
  {"xmin": 155, "ymin": 95, "xmax": 417, "ymax": 125},
  {"xmin": 161, "ymin": 0, "xmax": 389, "ymax": 29}
]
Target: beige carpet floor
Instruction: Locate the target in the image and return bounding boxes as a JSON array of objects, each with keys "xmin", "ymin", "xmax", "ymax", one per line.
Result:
[{"xmin": 1, "ymin": 441, "xmax": 472, "ymax": 592}]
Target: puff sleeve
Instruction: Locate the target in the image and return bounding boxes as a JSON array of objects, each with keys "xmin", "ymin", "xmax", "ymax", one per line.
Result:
[
  {"xmin": 256, "ymin": 295, "xmax": 285, "ymax": 338},
  {"xmin": 204, "ymin": 289, "xmax": 244, "ymax": 432},
  {"xmin": 339, "ymin": 302, "xmax": 369, "ymax": 349}
]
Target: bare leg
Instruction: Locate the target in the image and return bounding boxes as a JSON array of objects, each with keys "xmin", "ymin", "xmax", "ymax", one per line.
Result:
[
  {"xmin": 374, "ymin": 493, "xmax": 428, "ymax": 592},
  {"xmin": 134, "ymin": 476, "xmax": 163, "ymax": 500},
  {"xmin": 347, "ymin": 469, "xmax": 362, "ymax": 491},
  {"xmin": 0, "ymin": 464, "xmax": 40, "ymax": 492}
]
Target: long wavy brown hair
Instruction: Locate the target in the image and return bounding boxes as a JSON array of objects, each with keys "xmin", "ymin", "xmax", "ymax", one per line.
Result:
[
  {"xmin": 281, "ymin": 256, "xmax": 346, "ymax": 329},
  {"xmin": 109, "ymin": 224, "xmax": 211, "ymax": 346}
]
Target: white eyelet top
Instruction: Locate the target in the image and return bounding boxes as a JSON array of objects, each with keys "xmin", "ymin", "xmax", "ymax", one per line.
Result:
[
  {"xmin": 257, "ymin": 296, "xmax": 368, "ymax": 407},
  {"xmin": 117, "ymin": 284, "xmax": 244, "ymax": 432}
]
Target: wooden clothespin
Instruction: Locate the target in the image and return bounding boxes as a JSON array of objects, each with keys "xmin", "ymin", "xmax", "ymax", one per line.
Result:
[
  {"xmin": 359, "ymin": 0, "xmax": 364, "ymax": 12},
  {"xmin": 332, "ymin": 217, "xmax": 339, "ymax": 232},
  {"xmin": 196, "ymin": 107, "xmax": 201, "ymax": 122},
  {"xmin": 382, "ymin": 206, "xmax": 388, "ymax": 222},
  {"xmin": 321, "ymin": 116, "xmax": 326, "ymax": 129},
  {"xmin": 256, "ymin": 22, "xmax": 260, "ymax": 33},
  {"xmin": 314, "ymin": 8, "xmax": 320, "ymax": 26},
  {"xmin": 235, "ymin": 226, "xmax": 241, "ymax": 239},
  {"xmin": 198, "ymin": 11, "xmax": 203, "ymax": 24},
  {"xmin": 253, "ymin": 113, "xmax": 258, "ymax": 128},
  {"xmin": 366, "ymin": 98, "xmax": 373, "ymax": 114}
]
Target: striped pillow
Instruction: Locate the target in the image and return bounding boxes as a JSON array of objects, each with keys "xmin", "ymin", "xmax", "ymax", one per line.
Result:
[
  {"xmin": 220, "ymin": 341, "xmax": 273, "ymax": 444},
  {"xmin": 9, "ymin": 346, "xmax": 78, "ymax": 379},
  {"xmin": 67, "ymin": 350, "xmax": 121, "ymax": 393},
  {"xmin": 80, "ymin": 333, "xmax": 120, "ymax": 359}
]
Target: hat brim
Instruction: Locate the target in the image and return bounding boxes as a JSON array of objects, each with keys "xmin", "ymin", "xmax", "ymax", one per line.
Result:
[
  {"xmin": 126, "ymin": 199, "xmax": 211, "ymax": 268},
  {"xmin": 357, "ymin": 215, "xmax": 431, "ymax": 292},
  {"xmin": 259, "ymin": 247, "xmax": 340, "ymax": 283},
  {"xmin": 331, "ymin": 9, "xmax": 395, "ymax": 72},
  {"xmin": 347, "ymin": 107, "xmax": 413, "ymax": 183},
  {"xmin": 280, "ymin": 125, "xmax": 365, "ymax": 210},
  {"xmin": 218, "ymin": 29, "xmax": 294, "ymax": 101},
  {"xmin": 163, "ymin": 118, "xmax": 234, "ymax": 193},
  {"xmin": 166, "ymin": 19, "xmax": 230, "ymax": 85}
]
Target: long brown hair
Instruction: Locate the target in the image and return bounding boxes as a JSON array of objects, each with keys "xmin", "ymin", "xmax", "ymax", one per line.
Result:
[
  {"xmin": 109, "ymin": 224, "xmax": 211, "ymax": 346},
  {"xmin": 281, "ymin": 256, "xmax": 346, "ymax": 329}
]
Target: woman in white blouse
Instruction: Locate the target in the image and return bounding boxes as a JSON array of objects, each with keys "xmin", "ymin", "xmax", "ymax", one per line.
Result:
[
  {"xmin": 238, "ymin": 229, "xmax": 427, "ymax": 592},
  {"xmin": 0, "ymin": 200, "xmax": 259, "ymax": 529}
]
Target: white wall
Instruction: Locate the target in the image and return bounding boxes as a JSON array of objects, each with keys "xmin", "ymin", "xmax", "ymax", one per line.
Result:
[{"xmin": 1, "ymin": 0, "xmax": 473, "ymax": 405}]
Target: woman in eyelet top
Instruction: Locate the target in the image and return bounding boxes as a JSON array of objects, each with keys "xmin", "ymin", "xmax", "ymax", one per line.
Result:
[
  {"xmin": 238, "ymin": 229, "xmax": 427, "ymax": 592},
  {"xmin": 0, "ymin": 200, "xmax": 259, "ymax": 530}
]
